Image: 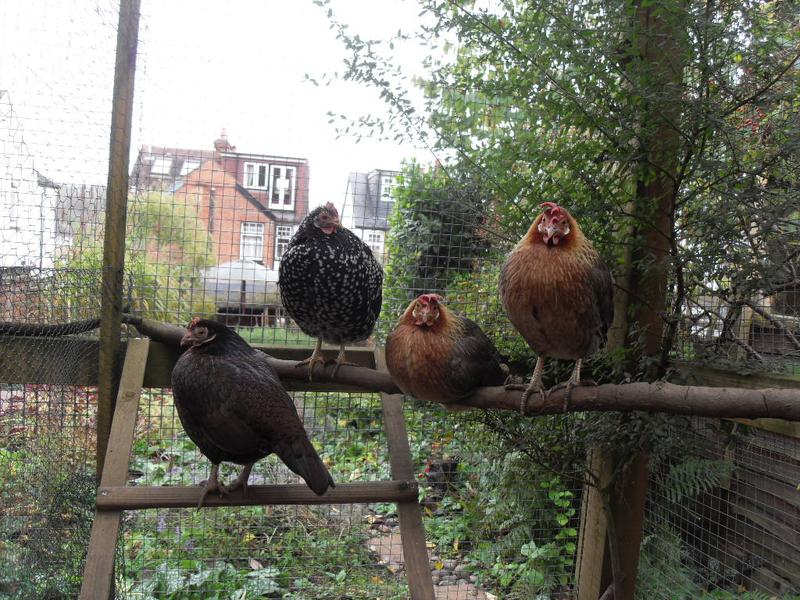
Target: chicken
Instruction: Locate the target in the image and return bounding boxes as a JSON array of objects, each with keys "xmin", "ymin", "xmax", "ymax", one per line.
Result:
[
  {"xmin": 385, "ymin": 294, "xmax": 508, "ymax": 406},
  {"xmin": 279, "ymin": 203, "xmax": 383, "ymax": 377},
  {"xmin": 171, "ymin": 318, "xmax": 334, "ymax": 507},
  {"xmin": 499, "ymin": 202, "xmax": 614, "ymax": 412}
]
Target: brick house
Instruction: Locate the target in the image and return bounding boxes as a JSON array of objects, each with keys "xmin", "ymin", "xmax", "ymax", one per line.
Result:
[
  {"xmin": 131, "ymin": 132, "xmax": 311, "ymax": 324},
  {"xmin": 131, "ymin": 131, "xmax": 310, "ymax": 269}
]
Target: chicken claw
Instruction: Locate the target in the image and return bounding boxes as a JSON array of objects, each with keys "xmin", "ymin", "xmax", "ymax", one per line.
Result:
[
  {"xmin": 515, "ymin": 356, "xmax": 547, "ymax": 415},
  {"xmin": 547, "ymin": 358, "xmax": 595, "ymax": 411},
  {"xmin": 296, "ymin": 338, "xmax": 326, "ymax": 381},
  {"xmin": 328, "ymin": 343, "xmax": 358, "ymax": 378},
  {"xmin": 198, "ymin": 464, "xmax": 227, "ymax": 508},
  {"xmin": 222, "ymin": 463, "xmax": 254, "ymax": 497}
]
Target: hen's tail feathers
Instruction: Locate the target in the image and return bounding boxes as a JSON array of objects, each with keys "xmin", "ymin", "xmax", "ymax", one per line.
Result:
[{"xmin": 277, "ymin": 436, "xmax": 335, "ymax": 496}]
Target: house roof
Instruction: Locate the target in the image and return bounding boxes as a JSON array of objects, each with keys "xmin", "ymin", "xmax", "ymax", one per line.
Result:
[
  {"xmin": 182, "ymin": 159, "xmax": 279, "ymax": 221},
  {"xmin": 130, "ymin": 144, "xmax": 217, "ymax": 189},
  {"xmin": 345, "ymin": 169, "xmax": 399, "ymax": 231}
]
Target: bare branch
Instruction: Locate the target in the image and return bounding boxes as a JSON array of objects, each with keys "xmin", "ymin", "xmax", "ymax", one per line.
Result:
[{"xmin": 129, "ymin": 317, "xmax": 800, "ymax": 421}]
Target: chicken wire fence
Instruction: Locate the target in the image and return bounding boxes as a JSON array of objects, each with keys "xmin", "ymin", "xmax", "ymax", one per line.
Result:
[
  {"xmin": 1, "ymin": 1, "xmax": 799, "ymax": 599},
  {"xmin": 640, "ymin": 417, "xmax": 800, "ymax": 599}
]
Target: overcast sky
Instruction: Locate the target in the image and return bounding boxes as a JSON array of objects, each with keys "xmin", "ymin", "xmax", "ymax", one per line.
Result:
[{"xmin": 1, "ymin": 0, "xmax": 435, "ymax": 207}]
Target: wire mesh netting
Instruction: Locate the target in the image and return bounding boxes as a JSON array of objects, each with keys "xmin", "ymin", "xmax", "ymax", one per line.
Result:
[
  {"xmin": 640, "ymin": 418, "xmax": 800, "ymax": 599},
  {"xmin": 1, "ymin": 0, "xmax": 800, "ymax": 599},
  {"xmin": 115, "ymin": 390, "xmax": 584, "ymax": 599}
]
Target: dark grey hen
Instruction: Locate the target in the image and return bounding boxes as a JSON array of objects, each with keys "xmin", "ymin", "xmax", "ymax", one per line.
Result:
[
  {"xmin": 171, "ymin": 318, "xmax": 334, "ymax": 507},
  {"xmin": 279, "ymin": 202, "xmax": 383, "ymax": 376}
]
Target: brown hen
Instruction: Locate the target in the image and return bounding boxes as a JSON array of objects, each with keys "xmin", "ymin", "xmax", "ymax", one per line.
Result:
[
  {"xmin": 385, "ymin": 294, "xmax": 508, "ymax": 407},
  {"xmin": 499, "ymin": 202, "xmax": 614, "ymax": 412}
]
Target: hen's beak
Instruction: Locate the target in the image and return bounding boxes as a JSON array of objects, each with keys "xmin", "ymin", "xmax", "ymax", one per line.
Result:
[
  {"xmin": 321, "ymin": 216, "xmax": 341, "ymax": 235},
  {"xmin": 413, "ymin": 305, "xmax": 438, "ymax": 327},
  {"xmin": 180, "ymin": 331, "xmax": 195, "ymax": 348}
]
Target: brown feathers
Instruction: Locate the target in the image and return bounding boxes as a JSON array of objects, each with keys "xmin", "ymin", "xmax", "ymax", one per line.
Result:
[
  {"xmin": 386, "ymin": 295, "xmax": 507, "ymax": 404},
  {"xmin": 500, "ymin": 203, "xmax": 614, "ymax": 362}
]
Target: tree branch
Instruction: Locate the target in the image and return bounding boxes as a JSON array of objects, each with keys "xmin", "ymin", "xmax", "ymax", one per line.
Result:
[{"xmin": 129, "ymin": 316, "xmax": 800, "ymax": 421}]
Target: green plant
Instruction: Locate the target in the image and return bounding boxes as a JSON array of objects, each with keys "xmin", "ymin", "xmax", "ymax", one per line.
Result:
[
  {"xmin": 379, "ymin": 160, "xmax": 493, "ymax": 341},
  {"xmin": 54, "ymin": 192, "xmax": 215, "ymax": 323}
]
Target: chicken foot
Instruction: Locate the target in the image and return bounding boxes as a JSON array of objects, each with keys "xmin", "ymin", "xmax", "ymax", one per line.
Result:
[
  {"xmin": 504, "ymin": 356, "xmax": 547, "ymax": 415},
  {"xmin": 198, "ymin": 463, "xmax": 227, "ymax": 508},
  {"xmin": 547, "ymin": 358, "xmax": 596, "ymax": 411},
  {"xmin": 295, "ymin": 338, "xmax": 326, "ymax": 380},
  {"xmin": 223, "ymin": 463, "xmax": 254, "ymax": 497},
  {"xmin": 328, "ymin": 343, "xmax": 358, "ymax": 377}
]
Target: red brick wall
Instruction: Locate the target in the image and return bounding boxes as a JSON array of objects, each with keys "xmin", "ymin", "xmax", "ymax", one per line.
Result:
[
  {"xmin": 219, "ymin": 155, "xmax": 310, "ymax": 223},
  {"xmin": 176, "ymin": 178, "xmax": 278, "ymax": 268}
]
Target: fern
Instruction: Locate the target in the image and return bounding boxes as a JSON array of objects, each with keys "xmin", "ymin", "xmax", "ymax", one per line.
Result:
[{"xmin": 664, "ymin": 458, "xmax": 734, "ymax": 504}]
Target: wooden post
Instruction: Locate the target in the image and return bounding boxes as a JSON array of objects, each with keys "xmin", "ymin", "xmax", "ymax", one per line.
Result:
[
  {"xmin": 97, "ymin": 0, "xmax": 141, "ymax": 475},
  {"xmin": 610, "ymin": 452, "xmax": 649, "ymax": 599},
  {"xmin": 375, "ymin": 349, "xmax": 436, "ymax": 600},
  {"xmin": 575, "ymin": 448, "xmax": 614, "ymax": 600},
  {"xmin": 81, "ymin": 338, "xmax": 149, "ymax": 600},
  {"xmin": 575, "ymin": 450, "xmax": 649, "ymax": 600}
]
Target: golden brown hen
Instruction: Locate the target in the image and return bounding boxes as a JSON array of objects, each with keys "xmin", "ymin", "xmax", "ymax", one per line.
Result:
[
  {"xmin": 385, "ymin": 294, "xmax": 508, "ymax": 407},
  {"xmin": 499, "ymin": 202, "xmax": 614, "ymax": 412}
]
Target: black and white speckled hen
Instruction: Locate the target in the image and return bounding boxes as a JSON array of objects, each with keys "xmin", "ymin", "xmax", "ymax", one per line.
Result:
[
  {"xmin": 279, "ymin": 202, "xmax": 383, "ymax": 376},
  {"xmin": 171, "ymin": 318, "xmax": 334, "ymax": 507}
]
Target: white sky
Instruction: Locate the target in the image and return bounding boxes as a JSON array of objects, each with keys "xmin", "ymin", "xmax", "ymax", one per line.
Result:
[{"xmin": 0, "ymin": 0, "xmax": 435, "ymax": 206}]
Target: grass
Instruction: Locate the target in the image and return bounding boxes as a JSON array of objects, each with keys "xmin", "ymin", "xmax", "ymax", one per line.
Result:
[{"xmin": 234, "ymin": 327, "xmax": 316, "ymax": 346}]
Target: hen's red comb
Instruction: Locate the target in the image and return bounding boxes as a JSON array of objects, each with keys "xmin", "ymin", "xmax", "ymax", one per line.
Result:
[
  {"xmin": 539, "ymin": 202, "xmax": 566, "ymax": 218},
  {"xmin": 417, "ymin": 293, "xmax": 444, "ymax": 305},
  {"xmin": 324, "ymin": 202, "xmax": 339, "ymax": 217},
  {"xmin": 188, "ymin": 317, "xmax": 201, "ymax": 328}
]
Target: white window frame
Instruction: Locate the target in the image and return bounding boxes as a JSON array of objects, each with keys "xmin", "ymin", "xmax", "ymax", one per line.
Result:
[
  {"xmin": 363, "ymin": 230, "xmax": 385, "ymax": 260},
  {"xmin": 179, "ymin": 159, "xmax": 201, "ymax": 176},
  {"xmin": 380, "ymin": 174, "xmax": 397, "ymax": 202},
  {"xmin": 244, "ymin": 162, "xmax": 269, "ymax": 189},
  {"xmin": 150, "ymin": 156, "xmax": 172, "ymax": 176},
  {"xmin": 240, "ymin": 221, "xmax": 265, "ymax": 262},
  {"xmin": 274, "ymin": 225, "xmax": 294, "ymax": 262},
  {"xmin": 268, "ymin": 165, "xmax": 296, "ymax": 210}
]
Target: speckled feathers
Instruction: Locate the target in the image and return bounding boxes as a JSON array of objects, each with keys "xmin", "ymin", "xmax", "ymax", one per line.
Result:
[{"xmin": 279, "ymin": 205, "xmax": 384, "ymax": 345}]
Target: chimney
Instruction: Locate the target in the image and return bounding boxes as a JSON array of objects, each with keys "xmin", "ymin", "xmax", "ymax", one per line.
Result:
[{"xmin": 213, "ymin": 128, "xmax": 234, "ymax": 153}]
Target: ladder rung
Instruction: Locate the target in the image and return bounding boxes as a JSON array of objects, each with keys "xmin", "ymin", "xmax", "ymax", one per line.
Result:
[{"xmin": 96, "ymin": 480, "xmax": 419, "ymax": 509}]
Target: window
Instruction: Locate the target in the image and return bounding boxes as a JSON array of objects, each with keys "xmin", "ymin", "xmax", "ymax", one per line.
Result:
[
  {"xmin": 380, "ymin": 174, "xmax": 397, "ymax": 202},
  {"xmin": 179, "ymin": 159, "xmax": 201, "ymax": 176},
  {"xmin": 269, "ymin": 165, "xmax": 296, "ymax": 210},
  {"xmin": 150, "ymin": 156, "xmax": 173, "ymax": 176},
  {"xmin": 244, "ymin": 162, "xmax": 269, "ymax": 189},
  {"xmin": 240, "ymin": 222, "xmax": 265, "ymax": 261},
  {"xmin": 365, "ymin": 231, "xmax": 385, "ymax": 260},
  {"xmin": 275, "ymin": 225, "xmax": 294, "ymax": 261}
]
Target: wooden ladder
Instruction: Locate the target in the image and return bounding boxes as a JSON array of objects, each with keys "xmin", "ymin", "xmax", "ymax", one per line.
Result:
[{"xmin": 80, "ymin": 340, "xmax": 435, "ymax": 599}]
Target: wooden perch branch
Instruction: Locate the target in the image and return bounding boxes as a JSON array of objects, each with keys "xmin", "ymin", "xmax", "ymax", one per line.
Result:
[
  {"xmin": 275, "ymin": 361, "xmax": 800, "ymax": 421},
  {"xmin": 128, "ymin": 317, "xmax": 800, "ymax": 421}
]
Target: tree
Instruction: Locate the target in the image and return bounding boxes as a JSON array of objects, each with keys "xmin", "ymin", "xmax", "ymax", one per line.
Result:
[
  {"xmin": 379, "ymin": 160, "xmax": 492, "ymax": 332},
  {"xmin": 316, "ymin": 0, "xmax": 800, "ymax": 596},
  {"xmin": 320, "ymin": 0, "xmax": 799, "ymax": 374},
  {"xmin": 56, "ymin": 192, "xmax": 215, "ymax": 323}
]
